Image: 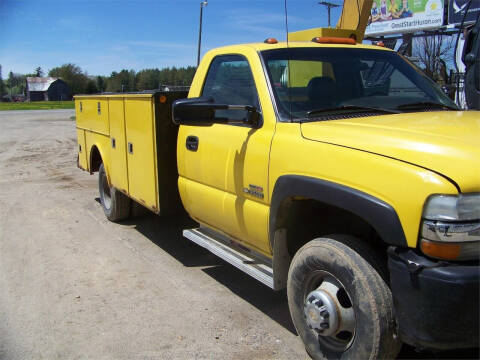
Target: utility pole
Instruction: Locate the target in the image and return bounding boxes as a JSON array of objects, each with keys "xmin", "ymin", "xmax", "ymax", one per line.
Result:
[
  {"xmin": 318, "ymin": 1, "xmax": 340, "ymax": 28},
  {"xmin": 197, "ymin": 1, "xmax": 208, "ymax": 67}
]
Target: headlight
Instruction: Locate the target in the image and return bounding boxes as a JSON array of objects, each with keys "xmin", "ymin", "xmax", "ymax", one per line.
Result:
[
  {"xmin": 420, "ymin": 193, "xmax": 480, "ymax": 261},
  {"xmin": 423, "ymin": 193, "xmax": 480, "ymax": 221}
]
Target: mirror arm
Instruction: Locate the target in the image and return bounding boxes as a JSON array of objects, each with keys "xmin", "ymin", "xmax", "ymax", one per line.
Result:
[{"xmin": 227, "ymin": 105, "xmax": 254, "ymax": 111}]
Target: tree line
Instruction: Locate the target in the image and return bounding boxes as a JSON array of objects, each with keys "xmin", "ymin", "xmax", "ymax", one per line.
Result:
[{"xmin": 0, "ymin": 63, "xmax": 197, "ymax": 99}]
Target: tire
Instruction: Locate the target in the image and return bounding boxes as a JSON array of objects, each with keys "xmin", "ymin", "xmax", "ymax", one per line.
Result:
[
  {"xmin": 287, "ymin": 235, "xmax": 401, "ymax": 360},
  {"xmin": 98, "ymin": 163, "xmax": 131, "ymax": 221}
]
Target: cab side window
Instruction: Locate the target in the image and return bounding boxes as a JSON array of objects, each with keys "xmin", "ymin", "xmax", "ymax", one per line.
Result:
[{"xmin": 202, "ymin": 55, "xmax": 260, "ymax": 122}]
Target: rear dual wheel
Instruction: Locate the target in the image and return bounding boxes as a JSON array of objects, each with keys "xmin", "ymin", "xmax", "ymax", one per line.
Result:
[
  {"xmin": 98, "ymin": 163, "xmax": 131, "ymax": 221},
  {"xmin": 288, "ymin": 235, "xmax": 401, "ymax": 360}
]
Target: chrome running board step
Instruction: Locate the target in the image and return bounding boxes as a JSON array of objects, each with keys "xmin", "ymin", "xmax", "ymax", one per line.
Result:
[{"xmin": 183, "ymin": 228, "xmax": 274, "ymax": 289}]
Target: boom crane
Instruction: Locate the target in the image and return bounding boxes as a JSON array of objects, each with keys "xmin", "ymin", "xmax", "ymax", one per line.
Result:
[
  {"xmin": 335, "ymin": 0, "xmax": 373, "ymax": 39},
  {"xmin": 287, "ymin": 0, "xmax": 373, "ymax": 42}
]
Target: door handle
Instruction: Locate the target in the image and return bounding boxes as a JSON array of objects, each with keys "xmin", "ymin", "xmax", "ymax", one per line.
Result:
[
  {"xmin": 186, "ymin": 136, "xmax": 199, "ymax": 151},
  {"xmin": 128, "ymin": 142, "xmax": 133, "ymax": 154}
]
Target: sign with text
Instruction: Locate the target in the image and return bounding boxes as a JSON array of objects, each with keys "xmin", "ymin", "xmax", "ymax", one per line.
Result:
[
  {"xmin": 448, "ymin": 0, "xmax": 480, "ymax": 25},
  {"xmin": 365, "ymin": 0, "xmax": 444, "ymax": 36}
]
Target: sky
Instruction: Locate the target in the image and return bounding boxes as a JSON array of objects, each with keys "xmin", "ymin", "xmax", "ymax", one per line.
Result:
[{"xmin": 0, "ymin": 0, "xmax": 343, "ymax": 76}]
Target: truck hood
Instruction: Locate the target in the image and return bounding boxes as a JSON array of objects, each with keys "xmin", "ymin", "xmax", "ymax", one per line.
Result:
[{"xmin": 300, "ymin": 111, "xmax": 480, "ymax": 192}]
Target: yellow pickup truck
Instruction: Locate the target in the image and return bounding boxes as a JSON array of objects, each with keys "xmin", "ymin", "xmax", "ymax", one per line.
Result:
[{"xmin": 75, "ymin": 34, "xmax": 479, "ymax": 359}]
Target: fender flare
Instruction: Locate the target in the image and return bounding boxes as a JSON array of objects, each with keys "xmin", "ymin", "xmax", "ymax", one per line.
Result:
[{"xmin": 269, "ymin": 175, "xmax": 407, "ymax": 248}]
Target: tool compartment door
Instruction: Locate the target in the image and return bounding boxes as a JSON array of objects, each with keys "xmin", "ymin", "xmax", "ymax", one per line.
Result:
[
  {"xmin": 108, "ymin": 98, "xmax": 129, "ymax": 194},
  {"xmin": 124, "ymin": 97, "xmax": 158, "ymax": 212},
  {"xmin": 76, "ymin": 97, "xmax": 109, "ymax": 135},
  {"xmin": 76, "ymin": 128, "xmax": 87, "ymax": 170}
]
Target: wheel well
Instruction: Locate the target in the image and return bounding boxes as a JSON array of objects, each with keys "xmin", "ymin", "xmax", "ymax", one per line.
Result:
[
  {"xmin": 89, "ymin": 146, "xmax": 102, "ymax": 173},
  {"xmin": 275, "ymin": 198, "xmax": 389, "ymax": 275}
]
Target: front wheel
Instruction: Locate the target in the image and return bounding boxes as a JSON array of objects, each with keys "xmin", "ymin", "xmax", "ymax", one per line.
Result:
[
  {"xmin": 287, "ymin": 235, "xmax": 401, "ymax": 360},
  {"xmin": 98, "ymin": 163, "xmax": 131, "ymax": 221}
]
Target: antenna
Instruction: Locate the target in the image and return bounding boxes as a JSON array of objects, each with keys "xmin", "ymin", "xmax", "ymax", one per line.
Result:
[
  {"xmin": 197, "ymin": 1, "xmax": 208, "ymax": 67},
  {"xmin": 284, "ymin": 0, "xmax": 289, "ymax": 45},
  {"xmin": 284, "ymin": 0, "xmax": 293, "ymax": 122},
  {"xmin": 318, "ymin": 1, "xmax": 340, "ymax": 28}
]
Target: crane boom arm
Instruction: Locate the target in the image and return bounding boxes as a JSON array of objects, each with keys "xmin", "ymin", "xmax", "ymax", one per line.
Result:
[
  {"xmin": 287, "ymin": 0, "xmax": 373, "ymax": 42},
  {"xmin": 336, "ymin": 0, "xmax": 373, "ymax": 39}
]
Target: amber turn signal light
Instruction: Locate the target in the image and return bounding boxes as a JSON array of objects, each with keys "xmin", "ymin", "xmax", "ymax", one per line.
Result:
[
  {"xmin": 264, "ymin": 38, "xmax": 278, "ymax": 44},
  {"xmin": 420, "ymin": 239, "xmax": 461, "ymax": 260}
]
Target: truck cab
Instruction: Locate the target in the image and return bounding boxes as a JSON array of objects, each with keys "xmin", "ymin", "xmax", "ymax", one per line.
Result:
[{"xmin": 173, "ymin": 39, "xmax": 479, "ymax": 358}]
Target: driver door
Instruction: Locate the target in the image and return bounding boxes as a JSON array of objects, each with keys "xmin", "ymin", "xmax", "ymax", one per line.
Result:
[{"xmin": 178, "ymin": 54, "xmax": 274, "ymax": 256}]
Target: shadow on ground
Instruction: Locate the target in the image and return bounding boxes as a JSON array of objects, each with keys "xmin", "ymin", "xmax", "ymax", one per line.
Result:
[
  {"xmin": 121, "ymin": 211, "xmax": 298, "ymax": 336},
  {"xmin": 116, "ymin": 209, "xmax": 478, "ymax": 360}
]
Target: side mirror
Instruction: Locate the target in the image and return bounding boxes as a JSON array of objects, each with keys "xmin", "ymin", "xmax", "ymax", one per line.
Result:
[
  {"xmin": 172, "ymin": 97, "xmax": 261, "ymax": 128},
  {"xmin": 465, "ymin": 53, "xmax": 476, "ymax": 66},
  {"xmin": 462, "ymin": 23, "xmax": 479, "ymax": 66}
]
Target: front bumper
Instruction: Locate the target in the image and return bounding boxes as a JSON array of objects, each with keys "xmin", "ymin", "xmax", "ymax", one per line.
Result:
[{"xmin": 388, "ymin": 247, "xmax": 479, "ymax": 350}]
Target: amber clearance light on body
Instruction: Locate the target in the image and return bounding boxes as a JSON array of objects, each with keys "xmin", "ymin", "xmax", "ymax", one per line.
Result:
[{"xmin": 311, "ymin": 37, "xmax": 356, "ymax": 45}]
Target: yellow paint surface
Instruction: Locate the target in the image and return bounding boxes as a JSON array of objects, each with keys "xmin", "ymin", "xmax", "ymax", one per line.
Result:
[
  {"xmin": 75, "ymin": 93, "xmax": 159, "ymax": 212},
  {"xmin": 288, "ymin": 27, "xmax": 361, "ymax": 42},
  {"xmin": 108, "ymin": 98, "xmax": 129, "ymax": 194},
  {"xmin": 124, "ymin": 98, "xmax": 158, "ymax": 212},
  {"xmin": 178, "ymin": 45, "xmax": 276, "ymax": 255},
  {"xmin": 75, "ymin": 42, "xmax": 480, "ymax": 256},
  {"xmin": 76, "ymin": 129, "xmax": 87, "ymax": 170},
  {"xmin": 76, "ymin": 97, "xmax": 109, "ymax": 135}
]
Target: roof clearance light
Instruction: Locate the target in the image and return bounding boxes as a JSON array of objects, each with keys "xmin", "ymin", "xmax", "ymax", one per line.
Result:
[
  {"xmin": 264, "ymin": 38, "xmax": 278, "ymax": 44},
  {"xmin": 312, "ymin": 37, "xmax": 356, "ymax": 45}
]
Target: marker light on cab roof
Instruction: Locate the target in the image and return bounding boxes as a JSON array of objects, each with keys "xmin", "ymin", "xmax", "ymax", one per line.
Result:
[
  {"xmin": 312, "ymin": 37, "xmax": 356, "ymax": 45},
  {"xmin": 264, "ymin": 38, "xmax": 278, "ymax": 44}
]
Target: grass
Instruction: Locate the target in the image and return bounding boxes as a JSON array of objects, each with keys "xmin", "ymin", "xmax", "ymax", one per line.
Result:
[{"xmin": 0, "ymin": 101, "xmax": 75, "ymax": 111}]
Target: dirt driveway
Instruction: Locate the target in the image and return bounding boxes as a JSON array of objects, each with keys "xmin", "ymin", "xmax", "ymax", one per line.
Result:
[
  {"xmin": 0, "ymin": 110, "xmax": 477, "ymax": 360},
  {"xmin": 0, "ymin": 110, "xmax": 304, "ymax": 359}
]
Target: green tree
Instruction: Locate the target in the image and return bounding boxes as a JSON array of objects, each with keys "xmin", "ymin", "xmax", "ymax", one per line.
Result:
[
  {"xmin": 106, "ymin": 69, "xmax": 136, "ymax": 92},
  {"xmin": 7, "ymin": 71, "xmax": 15, "ymax": 94},
  {"xmin": 136, "ymin": 68, "xmax": 161, "ymax": 90},
  {"xmin": 7, "ymin": 72, "xmax": 25, "ymax": 96},
  {"xmin": 96, "ymin": 76, "xmax": 106, "ymax": 92},
  {"xmin": 0, "ymin": 65, "xmax": 5, "ymax": 98},
  {"xmin": 103, "ymin": 65, "xmax": 196, "ymax": 93},
  {"xmin": 135, "ymin": 66, "xmax": 197, "ymax": 90},
  {"xmin": 48, "ymin": 63, "xmax": 88, "ymax": 95},
  {"xmin": 35, "ymin": 67, "xmax": 44, "ymax": 77},
  {"xmin": 85, "ymin": 79, "xmax": 98, "ymax": 94}
]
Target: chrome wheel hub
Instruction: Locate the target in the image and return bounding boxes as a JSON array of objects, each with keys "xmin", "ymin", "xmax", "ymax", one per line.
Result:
[
  {"xmin": 304, "ymin": 288, "xmax": 338, "ymax": 336},
  {"xmin": 304, "ymin": 272, "xmax": 356, "ymax": 352}
]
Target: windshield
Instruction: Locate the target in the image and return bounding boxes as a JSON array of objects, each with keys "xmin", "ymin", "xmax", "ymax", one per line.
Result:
[{"xmin": 261, "ymin": 47, "xmax": 458, "ymax": 121}]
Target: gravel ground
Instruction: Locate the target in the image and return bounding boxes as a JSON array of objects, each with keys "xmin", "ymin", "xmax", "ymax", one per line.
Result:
[{"xmin": 0, "ymin": 110, "xmax": 477, "ymax": 360}]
